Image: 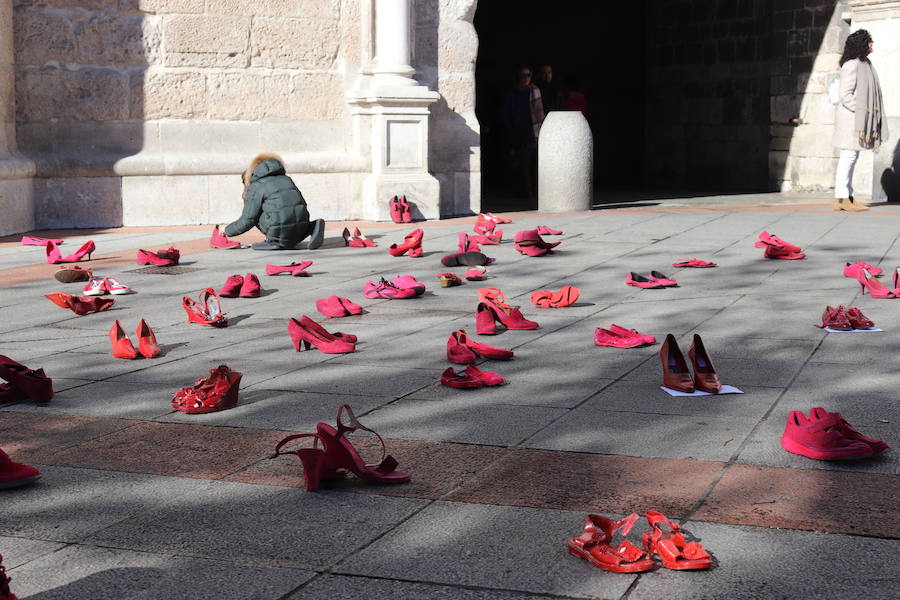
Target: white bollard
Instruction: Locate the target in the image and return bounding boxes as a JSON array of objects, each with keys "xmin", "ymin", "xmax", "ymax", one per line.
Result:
[{"xmin": 538, "ymin": 111, "xmax": 593, "ymax": 212}]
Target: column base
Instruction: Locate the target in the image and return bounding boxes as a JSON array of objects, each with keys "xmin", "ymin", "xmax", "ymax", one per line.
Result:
[{"xmin": 362, "ymin": 174, "xmax": 440, "ymax": 221}]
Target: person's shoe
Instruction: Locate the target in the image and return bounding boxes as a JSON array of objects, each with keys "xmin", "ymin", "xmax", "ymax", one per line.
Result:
[
  {"xmin": 218, "ymin": 275, "xmax": 244, "ymax": 298},
  {"xmin": 0, "ymin": 448, "xmax": 42, "ymax": 490},
  {"xmin": 251, "ymin": 239, "xmax": 287, "ymax": 251},
  {"xmin": 845, "ymin": 196, "xmax": 869, "ymax": 211},
  {"xmin": 307, "ymin": 219, "xmax": 326, "ymax": 249},
  {"xmin": 781, "ymin": 410, "xmax": 873, "ymax": 460},
  {"xmin": 239, "ymin": 273, "xmax": 261, "ymax": 298}
]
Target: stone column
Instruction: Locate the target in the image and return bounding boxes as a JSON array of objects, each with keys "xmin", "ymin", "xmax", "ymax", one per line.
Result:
[
  {"xmin": 0, "ymin": 3, "xmax": 35, "ymax": 235},
  {"xmin": 347, "ymin": 0, "xmax": 441, "ymax": 221},
  {"xmin": 538, "ymin": 111, "xmax": 593, "ymax": 212}
]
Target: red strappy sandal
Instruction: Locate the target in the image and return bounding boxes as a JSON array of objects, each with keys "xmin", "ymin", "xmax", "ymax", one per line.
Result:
[
  {"xmin": 182, "ymin": 288, "xmax": 228, "ymax": 327},
  {"xmin": 566, "ymin": 513, "xmax": 657, "ymax": 573},
  {"xmin": 271, "ymin": 432, "xmax": 342, "ymax": 491},
  {"xmin": 642, "ymin": 511, "xmax": 713, "ymax": 570},
  {"xmin": 314, "ymin": 404, "xmax": 411, "ymax": 486}
]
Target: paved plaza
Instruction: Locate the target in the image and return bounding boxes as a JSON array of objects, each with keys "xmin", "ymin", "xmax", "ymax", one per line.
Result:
[{"xmin": 1, "ymin": 195, "xmax": 898, "ymax": 599}]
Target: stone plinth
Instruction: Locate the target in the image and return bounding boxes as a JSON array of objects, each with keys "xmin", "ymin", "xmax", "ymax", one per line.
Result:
[{"xmin": 538, "ymin": 111, "xmax": 592, "ymax": 212}]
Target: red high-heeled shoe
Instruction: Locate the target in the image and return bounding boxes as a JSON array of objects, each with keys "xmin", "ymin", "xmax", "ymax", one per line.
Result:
[
  {"xmin": 858, "ymin": 270, "xmax": 896, "ymax": 298},
  {"xmin": 136, "ymin": 318, "xmax": 161, "ymax": 358},
  {"xmin": 45, "ymin": 240, "xmax": 95, "ymax": 264},
  {"xmin": 270, "ymin": 432, "xmax": 333, "ymax": 491},
  {"xmin": 171, "ymin": 365, "xmax": 242, "ymax": 414},
  {"xmin": 288, "ymin": 317, "xmax": 356, "ymax": 353},
  {"xmin": 353, "ymin": 227, "xmax": 377, "ymax": 247},
  {"xmin": 109, "ymin": 320, "xmax": 138, "ymax": 359},
  {"xmin": 266, "ymin": 261, "xmax": 312, "ymax": 276},
  {"xmin": 182, "ymin": 288, "xmax": 228, "ymax": 327},
  {"xmin": 388, "ymin": 228, "xmax": 423, "ymax": 256},
  {"xmin": 315, "ymin": 404, "xmax": 411, "ymax": 485},
  {"xmin": 482, "ymin": 299, "xmax": 539, "ymax": 331},
  {"xmin": 297, "ymin": 315, "xmax": 357, "ymax": 344},
  {"xmin": 210, "ymin": 225, "xmax": 241, "ymax": 249},
  {"xmin": 0, "ymin": 355, "xmax": 53, "ymax": 402}
]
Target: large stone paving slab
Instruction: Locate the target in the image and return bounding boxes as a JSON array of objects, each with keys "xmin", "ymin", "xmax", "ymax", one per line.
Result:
[{"xmin": 291, "ymin": 574, "xmax": 565, "ymax": 600}]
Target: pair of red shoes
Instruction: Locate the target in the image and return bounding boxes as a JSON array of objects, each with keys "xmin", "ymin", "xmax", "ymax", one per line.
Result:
[
  {"xmin": 210, "ymin": 225, "xmax": 241, "ymax": 249},
  {"xmin": 390, "ymin": 195, "xmax": 414, "ymax": 223},
  {"xmin": 782, "ymin": 407, "xmax": 890, "ymax": 460},
  {"xmin": 388, "ymin": 228, "xmax": 423, "ymax": 257},
  {"xmin": 219, "ymin": 274, "xmax": 261, "ymax": 298},
  {"xmin": 343, "ymin": 227, "xmax": 376, "ymax": 247},
  {"xmin": 476, "ymin": 288, "xmax": 539, "ymax": 334},
  {"xmin": 815, "ymin": 305, "xmax": 874, "ymax": 330},
  {"xmin": 316, "ymin": 296, "xmax": 362, "ymax": 317},
  {"xmin": 626, "ymin": 271, "xmax": 678, "ymax": 288},
  {"xmin": 266, "ymin": 261, "xmax": 312, "ymax": 277},
  {"xmin": 289, "ymin": 316, "xmax": 357, "ymax": 353},
  {"xmin": 441, "ymin": 365, "xmax": 505, "ymax": 388},
  {"xmin": 0, "ymin": 355, "xmax": 53, "ymax": 403},
  {"xmin": 364, "ymin": 276, "xmax": 424, "ymax": 299},
  {"xmin": 44, "ymin": 292, "xmax": 115, "ymax": 315},
  {"xmin": 45, "ymin": 240, "xmax": 95, "ymax": 264},
  {"xmin": 1, "ymin": 448, "xmax": 41, "ymax": 490},
  {"xmin": 755, "ymin": 231, "xmax": 805, "ymax": 259},
  {"xmin": 182, "ymin": 288, "xmax": 228, "ymax": 327},
  {"xmin": 672, "ymin": 258, "xmax": 716, "ymax": 268},
  {"xmin": 568, "ymin": 511, "xmax": 712, "ymax": 573},
  {"xmin": 531, "ymin": 285, "xmax": 579, "ymax": 308},
  {"xmin": 110, "ymin": 319, "xmax": 161, "ymax": 359},
  {"xmin": 842, "ymin": 260, "xmax": 882, "ymax": 278},
  {"xmin": 136, "ymin": 247, "xmax": 180, "ymax": 266},
  {"xmin": 446, "ymin": 330, "xmax": 513, "ymax": 364},
  {"xmin": 172, "ymin": 365, "xmax": 242, "ymax": 414},
  {"xmin": 594, "ymin": 325, "xmax": 656, "ymax": 348},
  {"xmin": 273, "ymin": 404, "xmax": 410, "ymax": 490},
  {"xmin": 513, "ymin": 229, "xmax": 559, "ymax": 256}
]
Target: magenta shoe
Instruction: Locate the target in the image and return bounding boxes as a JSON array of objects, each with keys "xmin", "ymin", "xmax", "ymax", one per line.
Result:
[
  {"xmin": 535, "ymin": 225, "xmax": 562, "ymax": 235},
  {"xmin": 46, "ymin": 240, "xmax": 95, "ymax": 264},
  {"xmin": 338, "ymin": 297, "xmax": 363, "ymax": 315},
  {"xmin": 393, "ymin": 275, "xmax": 426, "ymax": 296},
  {"xmin": 239, "ymin": 273, "xmax": 261, "ymax": 298},
  {"xmin": 464, "ymin": 365, "xmax": 505, "ymax": 386},
  {"xmin": 781, "ymin": 410, "xmax": 873, "ymax": 460},
  {"xmin": 22, "ymin": 235, "xmax": 64, "ymax": 246},
  {"xmin": 136, "ymin": 247, "xmax": 179, "ymax": 266},
  {"xmin": 218, "ymin": 274, "xmax": 244, "ymax": 298},
  {"xmin": 210, "ymin": 225, "xmax": 241, "ymax": 249},
  {"xmin": 316, "ymin": 296, "xmax": 350, "ymax": 317},
  {"xmin": 364, "ymin": 279, "xmax": 418, "ymax": 299},
  {"xmin": 266, "ymin": 261, "xmax": 312, "ymax": 276},
  {"xmin": 625, "ymin": 272, "xmax": 668, "ymax": 289}
]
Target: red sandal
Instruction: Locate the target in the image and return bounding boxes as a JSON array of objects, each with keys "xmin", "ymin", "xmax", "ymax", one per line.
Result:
[
  {"xmin": 271, "ymin": 432, "xmax": 343, "ymax": 491},
  {"xmin": 171, "ymin": 365, "xmax": 242, "ymax": 414},
  {"xmin": 567, "ymin": 513, "xmax": 657, "ymax": 573},
  {"xmin": 642, "ymin": 511, "xmax": 712, "ymax": 570}
]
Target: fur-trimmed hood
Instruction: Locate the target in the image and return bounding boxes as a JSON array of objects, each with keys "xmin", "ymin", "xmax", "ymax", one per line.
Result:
[{"xmin": 242, "ymin": 153, "xmax": 285, "ymax": 191}]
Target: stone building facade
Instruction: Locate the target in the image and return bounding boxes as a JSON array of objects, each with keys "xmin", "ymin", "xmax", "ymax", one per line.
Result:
[{"xmin": 0, "ymin": 0, "xmax": 898, "ymax": 236}]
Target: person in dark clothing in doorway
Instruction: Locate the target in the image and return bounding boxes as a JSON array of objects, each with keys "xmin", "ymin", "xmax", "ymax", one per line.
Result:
[
  {"xmin": 223, "ymin": 153, "xmax": 325, "ymax": 250},
  {"xmin": 535, "ymin": 64, "xmax": 565, "ymax": 114},
  {"xmin": 500, "ymin": 66, "xmax": 544, "ymax": 199}
]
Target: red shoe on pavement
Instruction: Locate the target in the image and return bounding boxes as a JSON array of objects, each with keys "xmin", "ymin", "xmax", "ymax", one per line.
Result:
[
  {"xmin": 843, "ymin": 261, "xmax": 882, "ymax": 278},
  {"xmin": 0, "ymin": 448, "xmax": 41, "ymax": 490},
  {"xmin": 781, "ymin": 410, "xmax": 874, "ymax": 460},
  {"xmin": 239, "ymin": 273, "xmax": 261, "ymax": 298},
  {"xmin": 218, "ymin": 275, "xmax": 244, "ymax": 298},
  {"xmin": 807, "ymin": 407, "xmax": 890, "ymax": 455}
]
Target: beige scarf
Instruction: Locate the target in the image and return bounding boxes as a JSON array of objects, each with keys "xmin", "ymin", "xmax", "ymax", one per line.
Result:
[{"xmin": 855, "ymin": 59, "xmax": 888, "ymax": 150}]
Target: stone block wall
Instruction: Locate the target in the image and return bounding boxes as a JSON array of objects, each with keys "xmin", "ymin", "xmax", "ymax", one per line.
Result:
[{"xmin": 644, "ymin": 0, "xmax": 772, "ymax": 191}]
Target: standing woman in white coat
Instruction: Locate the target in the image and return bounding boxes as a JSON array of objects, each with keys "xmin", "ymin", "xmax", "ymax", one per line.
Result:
[{"xmin": 833, "ymin": 30, "xmax": 889, "ymax": 211}]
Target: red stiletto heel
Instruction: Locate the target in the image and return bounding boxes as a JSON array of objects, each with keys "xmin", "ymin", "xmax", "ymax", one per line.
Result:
[
  {"xmin": 315, "ymin": 404, "xmax": 411, "ymax": 485},
  {"xmin": 109, "ymin": 320, "xmax": 138, "ymax": 359},
  {"xmin": 288, "ymin": 317, "xmax": 356, "ymax": 353},
  {"xmin": 857, "ymin": 270, "xmax": 895, "ymax": 298},
  {"xmin": 567, "ymin": 513, "xmax": 657, "ymax": 573},
  {"xmin": 46, "ymin": 240, "xmax": 95, "ymax": 264},
  {"xmin": 136, "ymin": 318, "xmax": 161, "ymax": 358},
  {"xmin": 270, "ymin": 433, "xmax": 333, "ymax": 491},
  {"xmin": 642, "ymin": 511, "xmax": 713, "ymax": 570},
  {"xmin": 484, "ymin": 300, "xmax": 539, "ymax": 331}
]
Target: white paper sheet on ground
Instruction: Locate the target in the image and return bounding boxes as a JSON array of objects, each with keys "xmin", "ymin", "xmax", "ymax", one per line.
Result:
[
  {"xmin": 824, "ymin": 327, "xmax": 883, "ymax": 333},
  {"xmin": 661, "ymin": 385, "xmax": 744, "ymax": 397}
]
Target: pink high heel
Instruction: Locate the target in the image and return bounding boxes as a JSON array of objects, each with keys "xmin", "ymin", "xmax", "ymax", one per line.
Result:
[
  {"xmin": 45, "ymin": 240, "xmax": 95, "ymax": 264},
  {"xmin": 858, "ymin": 270, "xmax": 896, "ymax": 298},
  {"xmin": 288, "ymin": 317, "xmax": 356, "ymax": 353},
  {"xmin": 270, "ymin": 433, "xmax": 332, "ymax": 491}
]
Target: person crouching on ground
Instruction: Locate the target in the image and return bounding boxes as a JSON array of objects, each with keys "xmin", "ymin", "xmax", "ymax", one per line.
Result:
[{"xmin": 222, "ymin": 153, "xmax": 325, "ymax": 250}]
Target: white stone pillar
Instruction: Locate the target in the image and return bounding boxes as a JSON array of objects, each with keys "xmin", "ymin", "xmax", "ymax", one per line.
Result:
[
  {"xmin": 0, "ymin": 2, "xmax": 36, "ymax": 235},
  {"xmin": 538, "ymin": 111, "xmax": 593, "ymax": 212},
  {"xmin": 347, "ymin": 0, "xmax": 441, "ymax": 221}
]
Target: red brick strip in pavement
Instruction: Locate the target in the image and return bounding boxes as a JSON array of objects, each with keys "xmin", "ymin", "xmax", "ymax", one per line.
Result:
[{"xmin": 3, "ymin": 411, "xmax": 897, "ymax": 538}]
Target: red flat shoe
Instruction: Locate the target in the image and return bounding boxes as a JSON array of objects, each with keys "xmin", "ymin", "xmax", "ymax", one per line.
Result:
[
  {"xmin": 288, "ymin": 317, "xmax": 356, "ymax": 353},
  {"xmin": 845, "ymin": 306, "xmax": 874, "ymax": 329},
  {"xmin": 464, "ymin": 364, "xmax": 504, "ymax": 386},
  {"xmin": 363, "ymin": 279, "xmax": 418, "ymax": 299},
  {"xmin": 843, "ymin": 261, "xmax": 881, "ymax": 278},
  {"xmin": 756, "ymin": 231, "xmax": 801, "ymax": 254},
  {"xmin": 136, "ymin": 247, "xmax": 178, "ymax": 266},
  {"xmin": 182, "ymin": 288, "xmax": 228, "ymax": 327},
  {"xmin": 465, "ymin": 266, "xmax": 487, "ymax": 281},
  {"xmin": 530, "ymin": 285, "xmax": 580, "ymax": 308},
  {"xmin": 389, "ymin": 195, "xmax": 404, "ymax": 224},
  {"xmin": 315, "ymin": 404, "xmax": 411, "ymax": 484},
  {"xmin": 815, "ymin": 305, "xmax": 852, "ymax": 330},
  {"xmin": 46, "ymin": 240, "xmax": 94, "ymax": 264},
  {"xmin": 625, "ymin": 272, "xmax": 667, "ymax": 289},
  {"xmin": 266, "ymin": 261, "xmax": 312, "ymax": 277},
  {"xmin": 441, "ymin": 366, "xmax": 483, "ymax": 388},
  {"xmin": 642, "ymin": 511, "xmax": 712, "ymax": 570},
  {"xmin": 239, "ymin": 273, "xmax": 261, "ymax": 298},
  {"xmin": 66, "ymin": 295, "xmax": 116, "ymax": 315},
  {"xmin": 447, "ymin": 331, "xmax": 478, "ymax": 364},
  {"xmin": 388, "ymin": 228, "xmax": 423, "ymax": 256},
  {"xmin": 171, "ymin": 365, "xmax": 242, "ymax": 414},
  {"xmin": 808, "ymin": 407, "xmax": 890, "ymax": 455},
  {"xmin": 22, "ymin": 235, "xmax": 64, "ymax": 246},
  {"xmin": 399, "ymin": 195, "xmax": 413, "ymax": 223},
  {"xmin": 781, "ymin": 410, "xmax": 873, "ymax": 460},
  {"xmin": 53, "ymin": 265, "xmax": 93, "ymax": 283},
  {"xmin": 298, "ymin": 315, "xmax": 357, "ymax": 344},
  {"xmin": 594, "ymin": 328, "xmax": 651, "ymax": 348},
  {"xmin": 672, "ymin": 258, "xmax": 717, "ymax": 268},
  {"xmin": 316, "ymin": 296, "xmax": 350, "ymax": 318},
  {"xmin": 566, "ymin": 513, "xmax": 657, "ymax": 573},
  {"xmin": 338, "ymin": 297, "xmax": 363, "ymax": 315},
  {"xmin": 459, "ymin": 330, "xmax": 513, "ymax": 360},
  {"xmin": 609, "ymin": 324, "xmax": 656, "ymax": 345},
  {"xmin": 270, "ymin": 432, "xmax": 335, "ymax": 491},
  {"xmin": 136, "ymin": 318, "xmax": 161, "ymax": 358},
  {"xmin": 648, "ymin": 271, "xmax": 678, "ymax": 287},
  {"xmin": 437, "ymin": 272, "xmax": 462, "ymax": 288},
  {"xmin": 0, "ymin": 355, "xmax": 53, "ymax": 402},
  {"xmin": 210, "ymin": 225, "xmax": 241, "ymax": 249},
  {"xmin": 764, "ymin": 245, "xmax": 805, "ymax": 260},
  {"xmin": 218, "ymin": 274, "xmax": 244, "ymax": 298},
  {"xmin": 0, "ymin": 448, "xmax": 42, "ymax": 490},
  {"xmin": 393, "ymin": 275, "xmax": 426, "ymax": 296},
  {"xmin": 475, "ymin": 302, "xmax": 497, "ymax": 335},
  {"xmin": 109, "ymin": 320, "xmax": 139, "ymax": 359},
  {"xmin": 535, "ymin": 225, "xmax": 562, "ymax": 235}
]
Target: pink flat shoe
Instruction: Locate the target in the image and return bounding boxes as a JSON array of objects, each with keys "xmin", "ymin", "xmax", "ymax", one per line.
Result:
[
  {"xmin": 673, "ymin": 259, "xmax": 717, "ymax": 268},
  {"xmin": 625, "ymin": 272, "xmax": 668, "ymax": 289},
  {"xmin": 441, "ymin": 366, "xmax": 484, "ymax": 389},
  {"xmin": 609, "ymin": 324, "xmax": 656, "ymax": 345},
  {"xmin": 266, "ymin": 261, "xmax": 312, "ymax": 276},
  {"xmin": 393, "ymin": 275, "xmax": 426, "ymax": 296},
  {"xmin": 465, "ymin": 266, "xmax": 487, "ymax": 281},
  {"xmin": 363, "ymin": 279, "xmax": 418, "ymax": 299},
  {"xmin": 339, "ymin": 297, "xmax": 363, "ymax": 315},
  {"xmin": 22, "ymin": 235, "xmax": 64, "ymax": 246},
  {"xmin": 239, "ymin": 273, "xmax": 261, "ymax": 298},
  {"xmin": 218, "ymin": 274, "xmax": 244, "ymax": 298},
  {"xmin": 648, "ymin": 271, "xmax": 678, "ymax": 287}
]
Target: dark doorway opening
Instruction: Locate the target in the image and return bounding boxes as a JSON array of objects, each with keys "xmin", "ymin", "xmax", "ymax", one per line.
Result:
[{"xmin": 474, "ymin": 1, "xmax": 647, "ymax": 212}]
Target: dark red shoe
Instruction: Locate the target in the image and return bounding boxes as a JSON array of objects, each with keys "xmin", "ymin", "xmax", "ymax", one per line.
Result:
[
  {"xmin": 399, "ymin": 196, "xmax": 413, "ymax": 223},
  {"xmin": 0, "ymin": 448, "xmax": 42, "ymax": 489},
  {"xmin": 239, "ymin": 273, "xmax": 261, "ymax": 298},
  {"xmin": 808, "ymin": 407, "xmax": 890, "ymax": 455},
  {"xmin": 218, "ymin": 275, "xmax": 244, "ymax": 298},
  {"xmin": 781, "ymin": 410, "xmax": 873, "ymax": 460},
  {"xmin": 441, "ymin": 366, "xmax": 483, "ymax": 388},
  {"xmin": 172, "ymin": 365, "xmax": 242, "ymax": 414}
]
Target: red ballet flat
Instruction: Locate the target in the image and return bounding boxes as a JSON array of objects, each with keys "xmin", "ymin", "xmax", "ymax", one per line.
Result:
[{"xmin": 266, "ymin": 261, "xmax": 312, "ymax": 277}]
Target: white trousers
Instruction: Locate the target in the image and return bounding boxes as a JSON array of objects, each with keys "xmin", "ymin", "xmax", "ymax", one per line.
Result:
[{"xmin": 834, "ymin": 149, "xmax": 859, "ymax": 198}]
